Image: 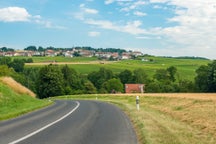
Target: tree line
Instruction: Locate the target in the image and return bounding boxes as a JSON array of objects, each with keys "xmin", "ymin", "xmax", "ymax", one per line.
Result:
[{"xmin": 0, "ymin": 58, "xmax": 215, "ymax": 99}]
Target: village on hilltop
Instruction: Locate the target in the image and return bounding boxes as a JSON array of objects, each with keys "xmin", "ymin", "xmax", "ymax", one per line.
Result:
[{"xmin": 0, "ymin": 46, "xmax": 143, "ymax": 60}]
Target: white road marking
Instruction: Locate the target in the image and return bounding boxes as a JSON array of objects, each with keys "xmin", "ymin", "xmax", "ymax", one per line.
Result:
[{"xmin": 9, "ymin": 101, "xmax": 80, "ymax": 144}]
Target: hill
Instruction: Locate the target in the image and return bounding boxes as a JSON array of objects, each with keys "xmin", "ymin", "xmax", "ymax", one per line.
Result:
[
  {"xmin": 25, "ymin": 56, "xmax": 211, "ymax": 81},
  {"xmin": 0, "ymin": 77, "xmax": 51, "ymax": 120}
]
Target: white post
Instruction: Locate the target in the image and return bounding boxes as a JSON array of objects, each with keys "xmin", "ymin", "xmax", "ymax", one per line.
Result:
[{"xmin": 136, "ymin": 96, "xmax": 140, "ymax": 111}]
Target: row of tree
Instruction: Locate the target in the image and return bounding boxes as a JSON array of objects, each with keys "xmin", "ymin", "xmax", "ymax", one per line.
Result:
[{"xmin": 0, "ymin": 59, "xmax": 215, "ymax": 99}]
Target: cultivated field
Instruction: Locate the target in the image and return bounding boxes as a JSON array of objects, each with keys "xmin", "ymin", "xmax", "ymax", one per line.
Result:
[
  {"xmin": 57, "ymin": 93, "xmax": 216, "ymax": 144},
  {"xmin": 24, "ymin": 56, "xmax": 210, "ymax": 80}
]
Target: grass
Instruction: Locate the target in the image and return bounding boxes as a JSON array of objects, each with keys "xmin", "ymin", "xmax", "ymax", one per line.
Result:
[
  {"xmin": 24, "ymin": 56, "xmax": 211, "ymax": 81},
  {"xmin": 0, "ymin": 77, "xmax": 52, "ymax": 121},
  {"xmin": 54, "ymin": 94, "xmax": 216, "ymax": 144}
]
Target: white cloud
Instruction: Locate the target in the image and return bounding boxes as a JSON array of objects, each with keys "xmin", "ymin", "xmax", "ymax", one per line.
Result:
[
  {"xmin": 85, "ymin": 19, "xmax": 147, "ymax": 35},
  {"xmin": 134, "ymin": 11, "xmax": 147, "ymax": 17},
  {"xmin": 147, "ymin": 0, "xmax": 216, "ymax": 59},
  {"xmin": 84, "ymin": 8, "xmax": 98, "ymax": 14},
  {"xmin": 105, "ymin": 0, "xmax": 115, "ymax": 5},
  {"xmin": 80, "ymin": 4, "xmax": 98, "ymax": 14},
  {"xmin": 0, "ymin": 7, "xmax": 31, "ymax": 22},
  {"xmin": 0, "ymin": 6, "xmax": 66, "ymax": 29},
  {"xmin": 88, "ymin": 31, "xmax": 101, "ymax": 37},
  {"xmin": 120, "ymin": 1, "xmax": 147, "ymax": 12}
]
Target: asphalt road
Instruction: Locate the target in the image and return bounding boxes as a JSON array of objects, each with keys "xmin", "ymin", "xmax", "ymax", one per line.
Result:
[{"xmin": 0, "ymin": 100, "xmax": 137, "ymax": 144}]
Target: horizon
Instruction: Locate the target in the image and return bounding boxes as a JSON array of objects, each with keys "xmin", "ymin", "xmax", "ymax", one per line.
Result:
[{"xmin": 0, "ymin": 0, "xmax": 216, "ymax": 59}]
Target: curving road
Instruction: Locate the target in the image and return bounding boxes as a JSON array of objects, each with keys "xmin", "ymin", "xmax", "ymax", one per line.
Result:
[{"xmin": 0, "ymin": 100, "xmax": 137, "ymax": 144}]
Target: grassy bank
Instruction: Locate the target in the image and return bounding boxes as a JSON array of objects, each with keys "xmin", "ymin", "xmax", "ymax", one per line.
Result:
[
  {"xmin": 55, "ymin": 94, "xmax": 216, "ymax": 144},
  {"xmin": 0, "ymin": 77, "xmax": 52, "ymax": 121}
]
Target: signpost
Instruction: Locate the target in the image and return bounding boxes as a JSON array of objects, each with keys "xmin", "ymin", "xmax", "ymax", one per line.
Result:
[{"xmin": 136, "ymin": 96, "xmax": 140, "ymax": 111}]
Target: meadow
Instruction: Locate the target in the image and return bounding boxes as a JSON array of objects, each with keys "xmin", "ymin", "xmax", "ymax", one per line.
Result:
[
  {"xmin": 56, "ymin": 94, "xmax": 216, "ymax": 144},
  {"xmin": 0, "ymin": 77, "xmax": 52, "ymax": 120},
  {"xmin": 24, "ymin": 56, "xmax": 211, "ymax": 81}
]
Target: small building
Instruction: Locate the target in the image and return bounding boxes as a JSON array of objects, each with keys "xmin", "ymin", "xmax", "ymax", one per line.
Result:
[{"xmin": 125, "ymin": 84, "xmax": 145, "ymax": 93}]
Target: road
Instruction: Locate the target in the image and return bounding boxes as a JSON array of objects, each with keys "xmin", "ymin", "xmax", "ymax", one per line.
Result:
[{"xmin": 0, "ymin": 100, "xmax": 137, "ymax": 144}]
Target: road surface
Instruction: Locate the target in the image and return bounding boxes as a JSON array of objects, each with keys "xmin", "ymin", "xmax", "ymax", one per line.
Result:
[{"xmin": 0, "ymin": 100, "xmax": 137, "ymax": 144}]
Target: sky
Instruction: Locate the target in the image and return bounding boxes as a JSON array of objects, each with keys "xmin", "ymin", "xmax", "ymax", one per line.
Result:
[{"xmin": 0, "ymin": 0, "xmax": 216, "ymax": 59}]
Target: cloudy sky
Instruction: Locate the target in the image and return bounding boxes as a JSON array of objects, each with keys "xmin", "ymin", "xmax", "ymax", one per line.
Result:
[{"xmin": 0, "ymin": 0, "xmax": 216, "ymax": 59}]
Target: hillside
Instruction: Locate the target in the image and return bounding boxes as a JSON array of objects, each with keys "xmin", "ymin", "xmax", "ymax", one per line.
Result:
[
  {"xmin": 0, "ymin": 77, "xmax": 51, "ymax": 120},
  {"xmin": 24, "ymin": 56, "xmax": 211, "ymax": 81}
]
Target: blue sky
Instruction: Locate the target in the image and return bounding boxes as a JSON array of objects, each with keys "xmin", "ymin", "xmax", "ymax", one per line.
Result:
[{"xmin": 0, "ymin": 0, "xmax": 216, "ymax": 59}]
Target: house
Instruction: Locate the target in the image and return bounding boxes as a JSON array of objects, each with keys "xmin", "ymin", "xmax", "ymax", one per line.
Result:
[
  {"xmin": 125, "ymin": 84, "xmax": 145, "ymax": 93},
  {"xmin": 121, "ymin": 52, "xmax": 131, "ymax": 60}
]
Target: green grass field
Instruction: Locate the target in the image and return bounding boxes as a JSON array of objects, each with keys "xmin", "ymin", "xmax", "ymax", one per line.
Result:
[
  {"xmin": 25, "ymin": 56, "xmax": 210, "ymax": 81},
  {"xmin": 0, "ymin": 80, "xmax": 52, "ymax": 121},
  {"xmin": 55, "ymin": 94, "xmax": 216, "ymax": 144}
]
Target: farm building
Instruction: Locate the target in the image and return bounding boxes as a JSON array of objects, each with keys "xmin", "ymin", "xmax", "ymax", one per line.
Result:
[{"xmin": 125, "ymin": 84, "xmax": 145, "ymax": 93}]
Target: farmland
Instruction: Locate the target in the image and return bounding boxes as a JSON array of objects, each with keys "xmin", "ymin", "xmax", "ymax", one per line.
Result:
[{"xmin": 24, "ymin": 56, "xmax": 211, "ymax": 80}]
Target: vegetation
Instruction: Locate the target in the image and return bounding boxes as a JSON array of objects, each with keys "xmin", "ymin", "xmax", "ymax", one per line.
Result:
[
  {"xmin": 0, "ymin": 77, "xmax": 51, "ymax": 120},
  {"xmin": 55, "ymin": 94, "xmax": 216, "ymax": 144},
  {"xmin": 0, "ymin": 55, "xmax": 215, "ymax": 99},
  {"xmin": 195, "ymin": 60, "xmax": 216, "ymax": 92}
]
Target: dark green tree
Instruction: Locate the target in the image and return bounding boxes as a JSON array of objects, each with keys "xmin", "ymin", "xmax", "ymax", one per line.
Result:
[
  {"xmin": 207, "ymin": 60, "xmax": 216, "ymax": 92},
  {"xmin": 103, "ymin": 78, "xmax": 123, "ymax": 93},
  {"xmin": 154, "ymin": 69, "xmax": 170, "ymax": 82},
  {"xmin": 84, "ymin": 81, "xmax": 97, "ymax": 94},
  {"xmin": 88, "ymin": 68, "xmax": 113, "ymax": 90},
  {"xmin": 36, "ymin": 64, "xmax": 64, "ymax": 99},
  {"xmin": 133, "ymin": 68, "xmax": 149, "ymax": 84},
  {"xmin": 195, "ymin": 65, "xmax": 210, "ymax": 92},
  {"xmin": 195, "ymin": 60, "xmax": 216, "ymax": 92},
  {"xmin": 8, "ymin": 59, "xmax": 25, "ymax": 72},
  {"xmin": 0, "ymin": 57, "xmax": 12, "ymax": 65},
  {"xmin": 61, "ymin": 65, "xmax": 83, "ymax": 94},
  {"xmin": 24, "ymin": 46, "xmax": 37, "ymax": 51},
  {"xmin": 167, "ymin": 66, "xmax": 177, "ymax": 82},
  {"xmin": 119, "ymin": 69, "xmax": 133, "ymax": 84}
]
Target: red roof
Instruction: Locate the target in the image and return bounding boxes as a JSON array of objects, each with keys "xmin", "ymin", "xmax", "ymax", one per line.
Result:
[{"xmin": 125, "ymin": 84, "xmax": 144, "ymax": 93}]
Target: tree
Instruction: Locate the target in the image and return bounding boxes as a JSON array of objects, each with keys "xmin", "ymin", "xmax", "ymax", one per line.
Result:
[
  {"xmin": 207, "ymin": 60, "xmax": 216, "ymax": 92},
  {"xmin": 154, "ymin": 69, "xmax": 170, "ymax": 82},
  {"xmin": 24, "ymin": 46, "xmax": 37, "ymax": 51},
  {"xmin": 119, "ymin": 69, "xmax": 133, "ymax": 84},
  {"xmin": 195, "ymin": 60, "xmax": 216, "ymax": 92},
  {"xmin": 84, "ymin": 81, "xmax": 97, "ymax": 94},
  {"xmin": 36, "ymin": 64, "xmax": 64, "ymax": 99},
  {"xmin": 61, "ymin": 65, "xmax": 83, "ymax": 93},
  {"xmin": 167, "ymin": 66, "xmax": 177, "ymax": 82},
  {"xmin": 8, "ymin": 59, "xmax": 25, "ymax": 72},
  {"xmin": 195, "ymin": 65, "xmax": 209, "ymax": 92},
  {"xmin": 0, "ymin": 65, "xmax": 12, "ymax": 76},
  {"xmin": 103, "ymin": 78, "xmax": 123, "ymax": 93},
  {"xmin": 88, "ymin": 68, "xmax": 113, "ymax": 90},
  {"xmin": 0, "ymin": 57, "xmax": 12, "ymax": 65},
  {"xmin": 133, "ymin": 68, "xmax": 149, "ymax": 84}
]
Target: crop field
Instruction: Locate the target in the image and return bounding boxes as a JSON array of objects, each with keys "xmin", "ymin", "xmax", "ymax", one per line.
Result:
[
  {"xmin": 25, "ymin": 56, "xmax": 211, "ymax": 80},
  {"xmin": 56, "ymin": 93, "xmax": 216, "ymax": 144}
]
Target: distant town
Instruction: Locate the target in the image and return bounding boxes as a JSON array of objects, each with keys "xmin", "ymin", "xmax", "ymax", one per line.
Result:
[{"xmin": 0, "ymin": 46, "xmax": 144, "ymax": 60}]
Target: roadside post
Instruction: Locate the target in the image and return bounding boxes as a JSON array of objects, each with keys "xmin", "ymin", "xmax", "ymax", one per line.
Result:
[{"xmin": 136, "ymin": 96, "xmax": 140, "ymax": 111}]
